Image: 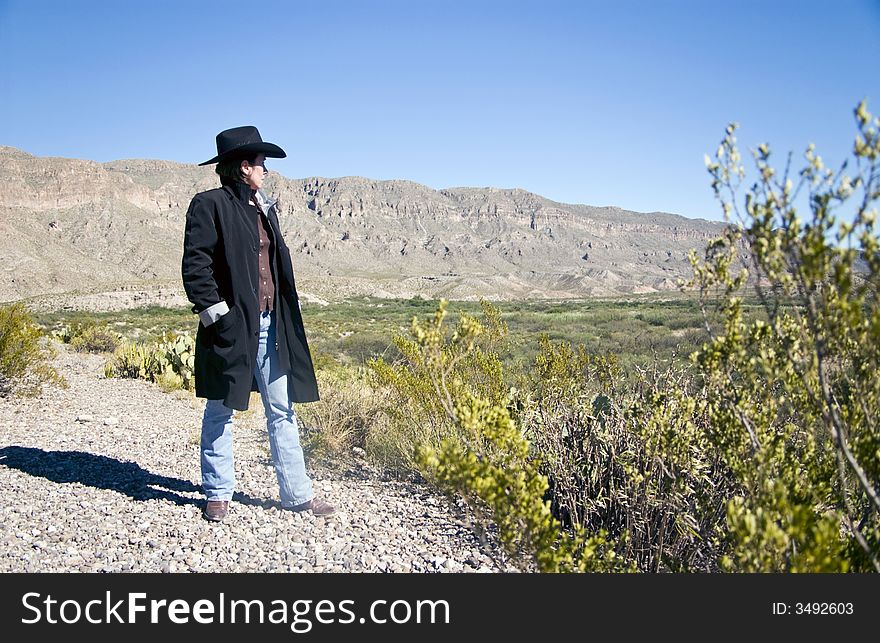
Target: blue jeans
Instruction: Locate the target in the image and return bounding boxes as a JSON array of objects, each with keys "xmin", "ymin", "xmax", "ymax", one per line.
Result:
[{"xmin": 200, "ymin": 310, "xmax": 314, "ymax": 506}]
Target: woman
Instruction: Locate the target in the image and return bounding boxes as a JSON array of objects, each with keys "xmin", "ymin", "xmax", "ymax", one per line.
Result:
[{"xmin": 182, "ymin": 125, "xmax": 334, "ymax": 522}]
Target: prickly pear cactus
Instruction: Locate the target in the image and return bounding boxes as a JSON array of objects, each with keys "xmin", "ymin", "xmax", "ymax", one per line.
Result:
[{"xmin": 157, "ymin": 331, "xmax": 196, "ymax": 391}]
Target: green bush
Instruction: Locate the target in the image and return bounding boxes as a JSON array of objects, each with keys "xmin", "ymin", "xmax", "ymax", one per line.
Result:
[
  {"xmin": 338, "ymin": 333, "xmax": 397, "ymax": 365},
  {"xmin": 689, "ymin": 100, "xmax": 880, "ymax": 572},
  {"xmin": 519, "ymin": 337, "xmax": 735, "ymax": 571},
  {"xmin": 69, "ymin": 324, "xmax": 121, "ymax": 353},
  {"xmin": 382, "ymin": 302, "xmax": 623, "ymax": 571},
  {"xmin": 418, "ymin": 391, "xmax": 622, "ymax": 572},
  {"xmin": 53, "ymin": 321, "xmax": 121, "ymax": 353},
  {"xmin": 369, "ymin": 299, "xmax": 512, "ymax": 473},
  {"xmin": 0, "ymin": 303, "xmax": 65, "ymax": 397},
  {"xmin": 376, "ymin": 300, "xmax": 730, "ymax": 571}
]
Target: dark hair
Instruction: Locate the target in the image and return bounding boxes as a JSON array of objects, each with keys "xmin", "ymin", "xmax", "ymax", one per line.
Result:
[{"xmin": 215, "ymin": 155, "xmax": 258, "ymax": 184}]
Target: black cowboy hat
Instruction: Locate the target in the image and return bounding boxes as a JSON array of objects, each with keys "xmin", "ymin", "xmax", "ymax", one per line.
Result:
[{"xmin": 198, "ymin": 125, "xmax": 287, "ymax": 166}]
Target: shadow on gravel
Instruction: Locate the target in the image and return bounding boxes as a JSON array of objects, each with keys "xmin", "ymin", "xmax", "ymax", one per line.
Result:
[{"xmin": 0, "ymin": 446, "xmax": 265, "ymax": 508}]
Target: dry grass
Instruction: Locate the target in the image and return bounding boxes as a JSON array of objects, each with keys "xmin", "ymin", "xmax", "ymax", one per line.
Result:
[{"xmin": 296, "ymin": 368, "xmax": 391, "ymax": 462}]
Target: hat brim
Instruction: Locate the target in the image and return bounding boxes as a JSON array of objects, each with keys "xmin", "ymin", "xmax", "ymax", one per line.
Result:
[{"xmin": 198, "ymin": 142, "xmax": 287, "ymax": 166}]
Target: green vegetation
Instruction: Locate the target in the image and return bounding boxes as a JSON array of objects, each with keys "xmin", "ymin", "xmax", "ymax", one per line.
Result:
[
  {"xmin": 368, "ymin": 300, "xmax": 511, "ymax": 473},
  {"xmin": 0, "ymin": 303, "xmax": 65, "ymax": 397},
  {"xmin": 370, "ymin": 298, "xmax": 723, "ymax": 571},
  {"xmin": 34, "ymin": 294, "xmax": 730, "ymax": 374},
  {"xmin": 302, "ymin": 293, "xmax": 735, "ymax": 375},
  {"xmin": 691, "ymin": 100, "xmax": 880, "ymax": 572},
  {"xmin": 370, "ymin": 300, "xmax": 624, "ymax": 571},
  {"xmin": 53, "ymin": 321, "xmax": 122, "ymax": 353},
  {"xmin": 104, "ymin": 332, "xmax": 196, "ymax": 393},
  {"xmin": 38, "ymin": 305, "xmax": 195, "ymax": 345}
]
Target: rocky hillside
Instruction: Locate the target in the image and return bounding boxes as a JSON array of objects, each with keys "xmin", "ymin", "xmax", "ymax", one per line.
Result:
[{"xmin": 0, "ymin": 145, "xmax": 726, "ymax": 303}]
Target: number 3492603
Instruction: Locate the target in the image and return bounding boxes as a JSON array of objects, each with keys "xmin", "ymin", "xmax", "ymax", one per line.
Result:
[{"xmin": 795, "ymin": 603, "xmax": 853, "ymax": 615}]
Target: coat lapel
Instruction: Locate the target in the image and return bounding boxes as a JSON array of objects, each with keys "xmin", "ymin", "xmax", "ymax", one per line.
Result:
[{"xmin": 222, "ymin": 185, "xmax": 259, "ymax": 245}]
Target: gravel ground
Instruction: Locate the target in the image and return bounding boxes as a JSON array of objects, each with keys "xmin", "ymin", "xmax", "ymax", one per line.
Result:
[{"xmin": 0, "ymin": 345, "xmax": 512, "ymax": 573}]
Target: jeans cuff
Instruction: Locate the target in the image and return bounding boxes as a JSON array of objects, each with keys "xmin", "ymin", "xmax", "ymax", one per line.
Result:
[{"xmin": 281, "ymin": 495, "xmax": 314, "ymax": 509}]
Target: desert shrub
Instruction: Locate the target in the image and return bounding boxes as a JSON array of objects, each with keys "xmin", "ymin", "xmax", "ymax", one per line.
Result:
[
  {"xmin": 518, "ymin": 337, "xmax": 735, "ymax": 571},
  {"xmin": 418, "ymin": 391, "xmax": 622, "ymax": 572},
  {"xmin": 0, "ymin": 303, "xmax": 66, "ymax": 397},
  {"xmin": 155, "ymin": 369, "xmax": 185, "ymax": 393},
  {"xmin": 51, "ymin": 323, "xmax": 74, "ymax": 344},
  {"xmin": 338, "ymin": 333, "xmax": 396, "ymax": 365},
  {"xmin": 309, "ymin": 349, "xmax": 340, "ymax": 372},
  {"xmin": 372, "ymin": 297, "xmax": 713, "ymax": 571},
  {"xmin": 634, "ymin": 311, "xmax": 666, "ymax": 326},
  {"xmin": 689, "ymin": 100, "xmax": 880, "ymax": 571},
  {"xmin": 368, "ymin": 299, "xmax": 512, "ymax": 472},
  {"xmin": 105, "ymin": 341, "xmax": 162, "ymax": 380},
  {"xmin": 386, "ymin": 303, "xmax": 623, "ymax": 571},
  {"xmin": 67, "ymin": 323, "xmax": 121, "ymax": 353}
]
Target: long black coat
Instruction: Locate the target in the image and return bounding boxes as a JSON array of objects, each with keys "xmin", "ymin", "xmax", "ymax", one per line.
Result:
[{"xmin": 181, "ymin": 182, "xmax": 319, "ymax": 410}]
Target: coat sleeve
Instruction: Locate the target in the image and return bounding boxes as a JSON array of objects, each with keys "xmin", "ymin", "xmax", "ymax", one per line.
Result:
[{"xmin": 182, "ymin": 194, "xmax": 223, "ymax": 315}]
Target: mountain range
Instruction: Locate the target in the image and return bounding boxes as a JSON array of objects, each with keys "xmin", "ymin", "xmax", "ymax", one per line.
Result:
[{"xmin": 0, "ymin": 145, "xmax": 726, "ymax": 304}]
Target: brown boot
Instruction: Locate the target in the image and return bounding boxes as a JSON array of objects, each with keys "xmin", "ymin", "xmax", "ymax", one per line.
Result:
[
  {"xmin": 203, "ymin": 500, "xmax": 229, "ymax": 522},
  {"xmin": 287, "ymin": 497, "xmax": 335, "ymax": 516}
]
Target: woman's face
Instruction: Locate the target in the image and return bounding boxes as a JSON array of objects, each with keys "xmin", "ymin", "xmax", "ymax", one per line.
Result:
[{"xmin": 241, "ymin": 153, "xmax": 267, "ymax": 190}]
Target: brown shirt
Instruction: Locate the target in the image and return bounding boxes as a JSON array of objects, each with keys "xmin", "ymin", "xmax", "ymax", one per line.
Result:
[{"xmin": 247, "ymin": 202, "xmax": 275, "ymax": 312}]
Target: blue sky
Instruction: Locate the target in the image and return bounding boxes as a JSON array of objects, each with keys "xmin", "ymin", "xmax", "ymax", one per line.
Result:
[{"xmin": 1, "ymin": 0, "xmax": 878, "ymax": 222}]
